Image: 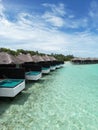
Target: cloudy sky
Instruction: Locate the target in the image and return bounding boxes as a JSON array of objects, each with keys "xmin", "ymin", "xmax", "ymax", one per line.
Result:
[{"xmin": 0, "ymin": 0, "xmax": 98, "ymax": 57}]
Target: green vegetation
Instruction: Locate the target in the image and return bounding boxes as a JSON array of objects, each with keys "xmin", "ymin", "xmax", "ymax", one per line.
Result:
[
  {"xmin": 51, "ymin": 54, "xmax": 74, "ymax": 61},
  {"xmin": 0, "ymin": 48, "xmax": 17, "ymax": 55},
  {"xmin": 0, "ymin": 48, "xmax": 74, "ymax": 61},
  {"xmin": 17, "ymin": 49, "xmax": 38, "ymax": 55}
]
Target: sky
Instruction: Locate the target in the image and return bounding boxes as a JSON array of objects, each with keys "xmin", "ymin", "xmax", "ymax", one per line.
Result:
[{"xmin": 0, "ymin": 0, "xmax": 98, "ymax": 57}]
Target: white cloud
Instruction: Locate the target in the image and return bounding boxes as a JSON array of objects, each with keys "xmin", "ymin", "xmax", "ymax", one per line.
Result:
[
  {"xmin": 63, "ymin": 18, "xmax": 88, "ymax": 29},
  {"xmin": 42, "ymin": 3, "xmax": 66, "ymax": 27},
  {"xmin": 0, "ymin": 2, "xmax": 68, "ymax": 53},
  {"xmin": 42, "ymin": 12, "xmax": 64, "ymax": 27},
  {"xmin": 0, "ymin": 1, "xmax": 98, "ymax": 57},
  {"xmin": 88, "ymin": 0, "xmax": 98, "ymax": 27},
  {"xmin": 42, "ymin": 3, "xmax": 88, "ymax": 29},
  {"xmin": 0, "ymin": 1, "xmax": 5, "ymax": 18},
  {"xmin": 42, "ymin": 3, "xmax": 66, "ymax": 16}
]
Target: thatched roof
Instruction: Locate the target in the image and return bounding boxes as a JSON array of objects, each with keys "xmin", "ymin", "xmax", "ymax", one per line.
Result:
[
  {"xmin": 32, "ymin": 55, "xmax": 44, "ymax": 62},
  {"xmin": 92, "ymin": 58, "xmax": 98, "ymax": 60},
  {"xmin": 48, "ymin": 56, "xmax": 57, "ymax": 61},
  {"xmin": 17, "ymin": 53, "xmax": 33, "ymax": 63},
  {"xmin": 42, "ymin": 55, "xmax": 51, "ymax": 61},
  {"xmin": 11, "ymin": 55, "xmax": 23, "ymax": 64},
  {"xmin": 0, "ymin": 52, "xmax": 12, "ymax": 64},
  {"xmin": 0, "ymin": 52, "xmax": 23, "ymax": 64},
  {"xmin": 72, "ymin": 57, "xmax": 98, "ymax": 62},
  {"xmin": 72, "ymin": 57, "xmax": 85, "ymax": 61}
]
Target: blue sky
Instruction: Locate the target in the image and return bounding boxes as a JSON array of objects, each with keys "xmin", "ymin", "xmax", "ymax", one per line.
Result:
[{"xmin": 0, "ymin": 0, "xmax": 98, "ymax": 57}]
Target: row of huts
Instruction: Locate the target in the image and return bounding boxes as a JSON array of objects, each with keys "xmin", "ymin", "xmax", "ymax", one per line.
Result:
[
  {"xmin": 0, "ymin": 52, "xmax": 64, "ymax": 98},
  {"xmin": 71, "ymin": 57, "xmax": 98, "ymax": 64}
]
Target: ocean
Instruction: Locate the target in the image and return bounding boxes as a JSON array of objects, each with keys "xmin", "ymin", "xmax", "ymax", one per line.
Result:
[{"xmin": 0, "ymin": 62, "xmax": 98, "ymax": 130}]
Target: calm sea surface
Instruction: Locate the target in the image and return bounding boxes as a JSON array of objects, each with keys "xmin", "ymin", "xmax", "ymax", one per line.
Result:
[{"xmin": 0, "ymin": 62, "xmax": 98, "ymax": 130}]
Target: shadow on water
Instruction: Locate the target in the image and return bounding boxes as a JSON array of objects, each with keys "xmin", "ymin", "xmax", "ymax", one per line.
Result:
[
  {"xmin": 0, "ymin": 91, "xmax": 30, "ymax": 116},
  {"xmin": 12, "ymin": 91, "xmax": 30, "ymax": 105},
  {"xmin": 0, "ymin": 68, "xmax": 64, "ymax": 116},
  {"xmin": 24, "ymin": 78, "xmax": 46, "ymax": 90},
  {"xmin": 0, "ymin": 97, "xmax": 12, "ymax": 116}
]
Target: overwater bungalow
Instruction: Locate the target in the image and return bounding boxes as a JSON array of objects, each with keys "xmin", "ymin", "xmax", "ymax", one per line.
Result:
[
  {"xmin": 49, "ymin": 56, "xmax": 64, "ymax": 69},
  {"xmin": 0, "ymin": 67, "xmax": 25, "ymax": 97},
  {"xmin": 71, "ymin": 58, "xmax": 83, "ymax": 64},
  {"xmin": 47, "ymin": 56, "xmax": 57, "ymax": 70},
  {"xmin": 0, "ymin": 52, "xmax": 24, "ymax": 67},
  {"xmin": 0, "ymin": 52, "xmax": 25, "ymax": 97},
  {"xmin": 37, "ymin": 55, "xmax": 64, "ymax": 71},
  {"xmin": 32, "ymin": 55, "xmax": 44, "ymax": 63},
  {"xmin": 41, "ymin": 55, "xmax": 51, "ymax": 73},
  {"xmin": 17, "ymin": 53, "xmax": 42, "ymax": 80},
  {"xmin": 91, "ymin": 58, "xmax": 98, "ymax": 64},
  {"xmin": 49, "ymin": 55, "xmax": 64, "ymax": 68},
  {"xmin": 71, "ymin": 57, "xmax": 98, "ymax": 64},
  {"xmin": 32, "ymin": 55, "xmax": 51, "ymax": 74}
]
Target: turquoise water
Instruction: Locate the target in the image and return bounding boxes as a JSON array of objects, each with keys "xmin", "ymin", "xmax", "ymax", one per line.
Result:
[
  {"xmin": 0, "ymin": 79, "xmax": 23, "ymax": 88},
  {"xmin": 0, "ymin": 63, "xmax": 98, "ymax": 130},
  {"xmin": 26, "ymin": 71, "xmax": 41, "ymax": 76},
  {"xmin": 42, "ymin": 67, "xmax": 49, "ymax": 70}
]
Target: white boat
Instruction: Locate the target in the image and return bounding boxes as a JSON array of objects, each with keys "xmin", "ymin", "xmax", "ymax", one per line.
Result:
[{"xmin": 0, "ymin": 79, "xmax": 25, "ymax": 97}]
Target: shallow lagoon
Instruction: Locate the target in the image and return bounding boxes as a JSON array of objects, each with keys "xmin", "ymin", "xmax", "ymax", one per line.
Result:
[{"xmin": 0, "ymin": 63, "xmax": 98, "ymax": 130}]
